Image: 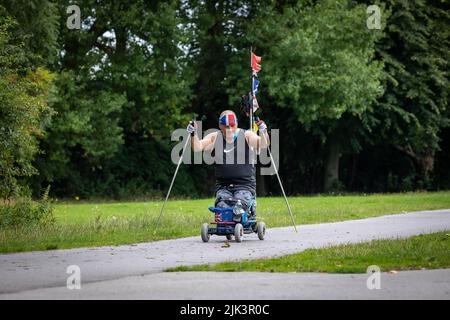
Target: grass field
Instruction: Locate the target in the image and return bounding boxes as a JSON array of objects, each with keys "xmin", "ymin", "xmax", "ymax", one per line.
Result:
[
  {"xmin": 166, "ymin": 232, "xmax": 450, "ymax": 273},
  {"xmin": 1, "ymin": 191, "xmax": 450, "ymax": 253}
]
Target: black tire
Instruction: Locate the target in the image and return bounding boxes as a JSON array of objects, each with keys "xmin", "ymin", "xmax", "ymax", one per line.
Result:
[
  {"xmin": 201, "ymin": 223, "xmax": 210, "ymax": 242},
  {"xmin": 257, "ymin": 221, "xmax": 266, "ymax": 240},
  {"xmin": 234, "ymin": 223, "xmax": 243, "ymax": 243}
]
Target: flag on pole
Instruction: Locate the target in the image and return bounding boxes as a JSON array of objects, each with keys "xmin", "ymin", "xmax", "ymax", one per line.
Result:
[
  {"xmin": 252, "ymin": 77, "xmax": 260, "ymax": 95},
  {"xmin": 249, "ymin": 50, "xmax": 261, "ymax": 128},
  {"xmin": 251, "ymin": 52, "xmax": 261, "ymax": 73},
  {"xmin": 252, "ymin": 95, "xmax": 259, "ymax": 112}
]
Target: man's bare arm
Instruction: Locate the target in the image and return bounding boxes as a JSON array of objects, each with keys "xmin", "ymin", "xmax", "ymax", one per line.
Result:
[
  {"xmin": 245, "ymin": 130, "xmax": 270, "ymax": 149},
  {"xmin": 192, "ymin": 131, "xmax": 218, "ymax": 152}
]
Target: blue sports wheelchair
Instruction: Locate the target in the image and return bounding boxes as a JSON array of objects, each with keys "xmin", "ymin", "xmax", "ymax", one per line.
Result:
[{"xmin": 201, "ymin": 197, "xmax": 266, "ymax": 242}]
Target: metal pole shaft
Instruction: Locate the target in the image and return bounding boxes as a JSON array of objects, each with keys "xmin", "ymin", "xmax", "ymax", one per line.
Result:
[
  {"xmin": 262, "ymin": 132, "xmax": 298, "ymax": 232},
  {"xmin": 250, "ymin": 46, "xmax": 253, "ymax": 132},
  {"xmin": 154, "ymin": 134, "xmax": 191, "ymax": 234},
  {"xmin": 251, "ymin": 47, "xmax": 297, "ymax": 232}
]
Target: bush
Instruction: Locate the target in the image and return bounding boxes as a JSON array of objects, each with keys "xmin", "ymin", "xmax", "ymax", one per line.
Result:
[{"xmin": 0, "ymin": 188, "xmax": 54, "ymax": 228}]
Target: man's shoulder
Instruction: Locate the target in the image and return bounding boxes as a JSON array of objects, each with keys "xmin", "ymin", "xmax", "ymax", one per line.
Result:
[
  {"xmin": 243, "ymin": 128, "xmax": 256, "ymax": 136},
  {"xmin": 204, "ymin": 131, "xmax": 219, "ymax": 139}
]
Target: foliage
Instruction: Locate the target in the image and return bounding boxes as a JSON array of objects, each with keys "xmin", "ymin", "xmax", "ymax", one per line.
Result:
[
  {"xmin": 0, "ymin": 0, "xmax": 59, "ymax": 66},
  {"xmin": 0, "ymin": 186, "xmax": 54, "ymax": 228},
  {"xmin": 373, "ymin": 0, "xmax": 450, "ymax": 176},
  {"xmin": 0, "ymin": 11, "xmax": 54, "ymax": 199},
  {"xmin": 223, "ymin": 0, "xmax": 386, "ymax": 191},
  {"xmin": 31, "ymin": 0, "xmax": 195, "ymax": 198},
  {"xmin": 0, "ymin": 0, "xmax": 449, "ymax": 199}
]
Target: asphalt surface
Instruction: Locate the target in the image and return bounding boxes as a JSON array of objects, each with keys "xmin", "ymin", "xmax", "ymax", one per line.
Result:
[
  {"xmin": 1, "ymin": 209, "xmax": 449, "ymax": 299},
  {"xmin": 2, "ymin": 269, "xmax": 449, "ymax": 300}
]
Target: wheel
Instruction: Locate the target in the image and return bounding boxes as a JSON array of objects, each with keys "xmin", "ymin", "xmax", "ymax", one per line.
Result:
[
  {"xmin": 234, "ymin": 223, "xmax": 243, "ymax": 243},
  {"xmin": 226, "ymin": 234, "xmax": 233, "ymax": 241},
  {"xmin": 201, "ymin": 223, "xmax": 210, "ymax": 242},
  {"xmin": 257, "ymin": 221, "xmax": 266, "ymax": 240}
]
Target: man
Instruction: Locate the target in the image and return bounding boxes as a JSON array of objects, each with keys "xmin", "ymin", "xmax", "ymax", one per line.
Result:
[{"xmin": 187, "ymin": 110, "xmax": 269, "ymax": 215}]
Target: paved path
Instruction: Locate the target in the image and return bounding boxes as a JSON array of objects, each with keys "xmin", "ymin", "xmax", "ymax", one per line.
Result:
[
  {"xmin": 2, "ymin": 269, "xmax": 449, "ymax": 299},
  {"xmin": 1, "ymin": 209, "xmax": 449, "ymax": 299}
]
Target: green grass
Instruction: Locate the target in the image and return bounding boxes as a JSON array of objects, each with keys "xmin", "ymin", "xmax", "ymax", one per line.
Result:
[
  {"xmin": 1, "ymin": 191, "xmax": 450, "ymax": 253},
  {"xmin": 166, "ymin": 232, "xmax": 450, "ymax": 273}
]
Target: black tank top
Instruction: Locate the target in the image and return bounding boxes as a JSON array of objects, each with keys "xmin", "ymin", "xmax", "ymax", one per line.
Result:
[{"xmin": 213, "ymin": 129, "xmax": 256, "ymax": 193}]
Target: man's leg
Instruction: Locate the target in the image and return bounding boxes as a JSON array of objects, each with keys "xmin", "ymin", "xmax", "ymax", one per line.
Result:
[
  {"xmin": 233, "ymin": 189, "xmax": 255, "ymax": 215},
  {"xmin": 215, "ymin": 187, "xmax": 233, "ymax": 208}
]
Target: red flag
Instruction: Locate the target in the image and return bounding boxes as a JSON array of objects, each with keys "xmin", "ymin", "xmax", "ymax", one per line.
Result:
[{"xmin": 251, "ymin": 52, "xmax": 261, "ymax": 73}]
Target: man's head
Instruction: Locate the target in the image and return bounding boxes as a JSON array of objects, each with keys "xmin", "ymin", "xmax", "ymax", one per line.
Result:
[{"xmin": 218, "ymin": 110, "xmax": 238, "ymax": 140}]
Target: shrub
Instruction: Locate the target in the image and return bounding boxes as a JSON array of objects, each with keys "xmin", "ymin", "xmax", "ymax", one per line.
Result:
[{"xmin": 0, "ymin": 188, "xmax": 54, "ymax": 228}]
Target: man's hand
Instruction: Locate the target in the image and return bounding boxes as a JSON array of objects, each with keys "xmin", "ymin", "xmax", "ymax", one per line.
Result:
[
  {"xmin": 245, "ymin": 119, "xmax": 270, "ymax": 149},
  {"xmin": 256, "ymin": 119, "xmax": 267, "ymax": 132},
  {"xmin": 186, "ymin": 121, "xmax": 197, "ymax": 136}
]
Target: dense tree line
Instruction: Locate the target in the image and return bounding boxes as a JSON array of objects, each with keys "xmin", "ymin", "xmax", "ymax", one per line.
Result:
[{"xmin": 0, "ymin": 0, "xmax": 449, "ymax": 200}]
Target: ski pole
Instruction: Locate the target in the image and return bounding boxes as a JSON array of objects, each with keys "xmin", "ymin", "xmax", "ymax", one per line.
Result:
[
  {"xmin": 256, "ymin": 116, "xmax": 298, "ymax": 232},
  {"xmin": 154, "ymin": 125, "xmax": 193, "ymax": 234}
]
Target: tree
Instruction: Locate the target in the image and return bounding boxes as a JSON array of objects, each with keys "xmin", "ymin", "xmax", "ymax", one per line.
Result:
[
  {"xmin": 33, "ymin": 0, "xmax": 194, "ymax": 197},
  {"xmin": 241, "ymin": 0, "xmax": 385, "ymax": 191},
  {"xmin": 0, "ymin": 11, "xmax": 54, "ymax": 199},
  {"xmin": 0, "ymin": 0, "xmax": 59, "ymax": 66},
  {"xmin": 373, "ymin": 0, "xmax": 450, "ymax": 186},
  {"xmin": 180, "ymin": 0, "xmax": 271, "ymax": 194}
]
